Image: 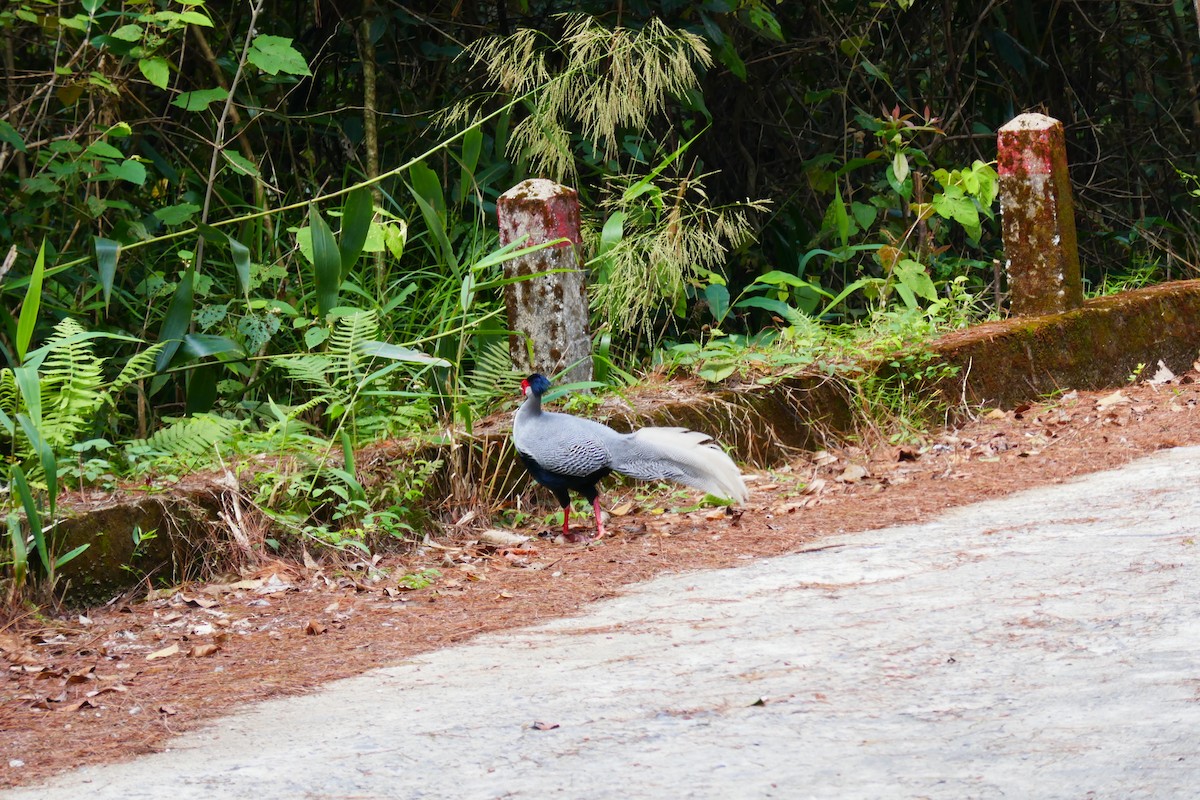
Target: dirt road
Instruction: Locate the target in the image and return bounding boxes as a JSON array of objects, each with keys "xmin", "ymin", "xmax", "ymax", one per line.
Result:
[{"xmin": 5, "ymin": 446, "xmax": 1198, "ymax": 798}]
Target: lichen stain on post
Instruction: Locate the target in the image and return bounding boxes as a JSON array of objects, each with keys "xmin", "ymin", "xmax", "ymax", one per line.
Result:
[
  {"xmin": 497, "ymin": 179, "xmax": 592, "ymax": 383},
  {"xmin": 998, "ymin": 113, "xmax": 1083, "ymax": 317}
]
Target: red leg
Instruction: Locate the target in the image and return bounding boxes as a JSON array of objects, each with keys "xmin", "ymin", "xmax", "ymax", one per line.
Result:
[
  {"xmin": 592, "ymin": 496, "xmax": 606, "ymax": 539},
  {"xmin": 562, "ymin": 505, "xmax": 571, "ymax": 537}
]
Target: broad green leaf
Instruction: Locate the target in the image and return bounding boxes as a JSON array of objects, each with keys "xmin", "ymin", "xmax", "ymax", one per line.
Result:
[
  {"xmin": 704, "ymin": 283, "xmax": 729, "ymax": 324},
  {"xmin": 746, "ymin": 6, "xmax": 784, "ymax": 41},
  {"xmin": 247, "ymin": 35, "xmax": 311, "ymax": 77},
  {"xmin": 754, "ymin": 270, "xmax": 811, "ymax": 288},
  {"xmin": 228, "ymin": 234, "xmax": 251, "ymax": 295},
  {"xmin": 860, "ymin": 58, "xmax": 890, "ymax": 82},
  {"xmin": 94, "ymin": 236, "xmax": 119, "ymax": 307},
  {"xmin": 338, "ymin": 187, "xmax": 373, "ymax": 274},
  {"xmin": 182, "ymin": 334, "xmax": 244, "ymax": 358},
  {"xmin": 153, "ymin": 203, "xmax": 201, "ymax": 225},
  {"xmin": 221, "ymin": 149, "xmax": 259, "ymax": 177},
  {"xmin": 407, "ymin": 176, "xmax": 457, "ymax": 272},
  {"xmin": 304, "ymin": 326, "xmax": 329, "ymax": 349},
  {"xmin": 177, "ymin": 10, "xmax": 212, "ymax": 26},
  {"xmin": 153, "ymin": 265, "xmax": 195, "ymax": 377},
  {"xmin": 459, "ymin": 271, "xmax": 476, "ymax": 313},
  {"xmin": 309, "ymin": 204, "xmax": 341, "ymax": 317},
  {"xmin": 830, "ymin": 184, "xmax": 850, "ymax": 247},
  {"xmin": 186, "ymin": 364, "xmax": 217, "ymax": 414},
  {"xmin": 358, "ymin": 341, "xmax": 450, "ymax": 366},
  {"xmin": 892, "ymin": 151, "xmax": 909, "ymax": 185},
  {"xmin": 894, "ymin": 259, "xmax": 938, "ymax": 302},
  {"xmin": 104, "ymin": 158, "xmax": 147, "ymax": 185},
  {"xmin": 734, "ymin": 295, "xmax": 803, "ymax": 324},
  {"xmin": 0, "ymin": 120, "xmax": 26, "ymax": 152},
  {"xmin": 698, "ymin": 361, "xmax": 738, "ymax": 383},
  {"xmin": 383, "ymin": 222, "xmax": 407, "ymax": 260},
  {"xmin": 598, "ymin": 212, "xmax": 624, "ymax": 256},
  {"xmin": 716, "ymin": 39, "xmax": 746, "ymax": 80},
  {"xmin": 845, "ymin": 207, "xmax": 871, "ymax": 240},
  {"xmin": 409, "ymin": 161, "xmax": 445, "ymax": 219},
  {"xmin": 138, "ymin": 56, "xmax": 170, "ymax": 89},
  {"xmin": 15, "ymin": 240, "xmax": 45, "ymax": 363},
  {"xmin": 83, "ymin": 140, "xmax": 123, "ymax": 160},
  {"xmin": 457, "ymin": 126, "xmax": 483, "ymax": 203},
  {"xmin": 110, "ymin": 23, "xmax": 143, "ymax": 41},
  {"xmin": 172, "ymin": 87, "xmax": 228, "ymax": 112}
]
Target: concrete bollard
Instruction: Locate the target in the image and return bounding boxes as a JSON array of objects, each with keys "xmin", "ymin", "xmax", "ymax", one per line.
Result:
[
  {"xmin": 997, "ymin": 113, "xmax": 1083, "ymax": 316},
  {"xmin": 497, "ymin": 179, "xmax": 593, "ymax": 383}
]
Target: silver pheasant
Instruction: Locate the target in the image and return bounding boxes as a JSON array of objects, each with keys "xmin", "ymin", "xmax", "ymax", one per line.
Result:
[{"xmin": 513, "ymin": 373, "xmax": 748, "ymax": 539}]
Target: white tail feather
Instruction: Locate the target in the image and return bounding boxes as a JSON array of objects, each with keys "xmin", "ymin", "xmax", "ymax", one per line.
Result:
[{"xmin": 618, "ymin": 427, "xmax": 748, "ymax": 504}]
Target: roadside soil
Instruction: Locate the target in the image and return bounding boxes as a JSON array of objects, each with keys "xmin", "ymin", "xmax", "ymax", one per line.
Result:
[{"xmin": 3, "ymin": 368, "xmax": 1200, "ymax": 789}]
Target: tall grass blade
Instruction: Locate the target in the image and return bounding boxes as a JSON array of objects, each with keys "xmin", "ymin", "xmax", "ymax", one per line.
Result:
[
  {"xmin": 12, "ymin": 366, "xmax": 41, "ymax": 422},
  {"xmin": 310, "ymin": 203, "xmax": 342, "ymax": 317},
  {"xmin": 9, "ymin": 465, "xmax": 47, "ymax": 576},
  {"xmin": 457, "ymin": 126, "xmax": 483, "ymax": 203},
  {"xmin": 94, "ymin": 237, "xmax": 119, "ymax": 308},
  {"xmin": 339, "ymin": 187, "xmax": 373, "ymax": 275},
  {"xmin": 15, "ymin": 240, "xmax": 46, "ymax": 363},
  {"xmin": 228, "ymin": 234, "xmax": 252, "ymax": 297},
  {"xmin": 7, "ymin": 512, "xmax": 28, "ymax": 588}
]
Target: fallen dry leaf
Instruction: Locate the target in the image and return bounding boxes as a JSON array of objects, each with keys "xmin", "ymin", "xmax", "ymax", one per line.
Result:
[
  {"xmin": 305, "ymin": 620, "xmax": 327, "ymax": 636},
  {"xmin": 1147, "ymin": 359, "xmax": 1176, "ymax": 385},
  {"xmin": 1096, "ymin": 390, "xmax": 1130, "ymax": 409},
  {"xmin": 802, "ymin": 477, "xmax": 828, "ymax": 495},
  {"xmin": 478, "ymin": 529, "xmax": 530, "ymax": 547},
  {"xmin": 180, "ymin": 595, "xmax": 219, "ymax": 609},
  {"xmin": 188, "ymin": 644, "xmax": 222, "ymax": 658},
  {"xmin": 837, "ymin": 464, "xmax": 870, "ymax": 483},
  {"xmin": 531, "ymin": 721, "xmax": 559, "ymax": 731},
  {"xmin": 608, "ymin": 502, "xmax": 634, "ymax": 517},
  {"xmin": 60, "ymin": 698, "xmax": 97, "ymax": 713},
  {"xmin": 146, "ymin": 644, "xmax": 180, "ymax": 661}
]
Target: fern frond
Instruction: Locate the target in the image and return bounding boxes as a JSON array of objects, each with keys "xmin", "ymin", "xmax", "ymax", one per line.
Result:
[
  {"xmin": 327, "ymin": 309, "xmax": 380, "ymax": 386},
  {"xmin": 464, "ymin": 337, "xmax": 522, "ymax": 409},
  {"xmin": 273, "ymin": 355, "xmax": 336, "ymax": 397},
  {"xmin": 110, "ymin": 341, "xmax": 169, "ymax": 397},
  {"xmin": 39, "ymin": 318, "xmax": 106, "ymax": 450},
  {"xmin": 126, "ymin": 413, "xmax": 244, "ymax": 459}
]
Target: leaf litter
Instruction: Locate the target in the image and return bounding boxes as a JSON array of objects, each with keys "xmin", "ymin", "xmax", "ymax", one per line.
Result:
[{"xmin": 5, "ymin": 369, "xmax": 1200, "ymax": 787}]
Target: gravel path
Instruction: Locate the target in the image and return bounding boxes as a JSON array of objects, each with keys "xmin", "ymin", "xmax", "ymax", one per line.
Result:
[{"xmin": 7, "ymin": 447, "xmax": 1200, "ymax": 799}]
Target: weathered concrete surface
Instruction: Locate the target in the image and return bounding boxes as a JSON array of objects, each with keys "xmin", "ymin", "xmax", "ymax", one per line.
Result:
[
  {"xmin": 927, "ymin": 278, "xmax": 1200, "ymax": 408},
  {"xmin": 497, "ymin": 178, "xmax": 592, "ymax": 383},
  {"xmin": 10, "ymin": 446, "xmax": 1200, "ymax": 799},
  {"xmin": 998, "ymin": 113, "xmax": 1083, "ymax": 316}
]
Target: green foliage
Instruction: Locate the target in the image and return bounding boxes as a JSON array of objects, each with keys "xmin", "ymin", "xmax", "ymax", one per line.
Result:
[
  {"xmin": 452, "ymin": 14, "xmax": 711, "ymax": 182},
  {"xmin": 1, "ymin": 1, "xmax": 1196, "ymax": 597}
]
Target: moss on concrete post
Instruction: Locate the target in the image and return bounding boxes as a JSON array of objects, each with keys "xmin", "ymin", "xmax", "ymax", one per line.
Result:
[
  {"xmin": 998, "ymin": 113, "xmax": 1083, "ymax": 317},
  {"xmin": 497, "ymin": 179, "xmax": 592, "ymax": 383}
]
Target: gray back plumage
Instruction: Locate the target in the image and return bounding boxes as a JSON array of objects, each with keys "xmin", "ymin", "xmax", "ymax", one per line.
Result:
[{"xmin": 513, "ymin": 390, "xmax": 748, "ymax": 503}]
